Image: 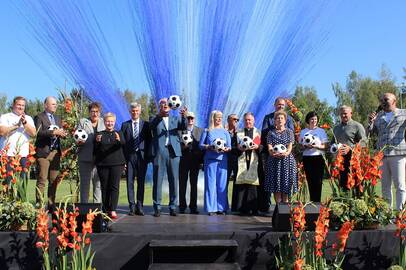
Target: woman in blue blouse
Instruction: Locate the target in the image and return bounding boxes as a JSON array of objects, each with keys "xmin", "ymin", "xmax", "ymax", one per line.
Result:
[{"xmin": 200, "ymin": 110, "xmax": 231, "ymax": 215}]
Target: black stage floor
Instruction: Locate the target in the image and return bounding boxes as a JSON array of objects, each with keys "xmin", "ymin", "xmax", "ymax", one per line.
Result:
[{"xmin": 0, "ymin": 205, "xmax": 399, "ymax": 270}]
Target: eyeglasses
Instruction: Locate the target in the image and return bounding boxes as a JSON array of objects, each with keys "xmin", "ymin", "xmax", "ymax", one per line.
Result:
[
  {"xmin": 187, "ymin": 117, "xmax": 194, "ymax": 120},
  {"xmin": 232, "ymin": 118, "xmax": 239, "ymax": 122}
]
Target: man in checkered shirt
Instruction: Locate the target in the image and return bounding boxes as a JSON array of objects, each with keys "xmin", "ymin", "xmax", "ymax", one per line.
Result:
[{"xmin": 368, "ymin": 92, "xmax": 406, "ymax": 210}]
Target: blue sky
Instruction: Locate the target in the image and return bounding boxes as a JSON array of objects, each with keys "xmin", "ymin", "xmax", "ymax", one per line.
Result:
[{"xmin": 0, "ymin": 1, "xmax": 405, "ymax": 105}]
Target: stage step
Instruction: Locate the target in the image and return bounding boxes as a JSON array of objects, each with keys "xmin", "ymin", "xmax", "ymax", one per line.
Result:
[
  {"xmin": 149, "ymin": 239, "xmax": 239, "ymax": 264},
  {"xmin": 148, "ymin": 263, "xmax": 241, "ymax": 270}
]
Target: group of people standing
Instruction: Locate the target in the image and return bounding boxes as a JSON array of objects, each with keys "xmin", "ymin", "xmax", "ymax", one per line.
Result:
[{"xmin": 1, "ymin": 91, "xmax": 406, "ymax": 219}]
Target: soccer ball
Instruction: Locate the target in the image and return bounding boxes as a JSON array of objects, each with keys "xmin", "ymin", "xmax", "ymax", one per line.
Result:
[
  {"xmin": 168, "ymin": 95, "xmax": 182, "ymax": 110},
  {"xmin": 74, "ymin": 129, "xmax": 88, "ymax": 143},
  {"xmin": 212, "ymin": 138, "xmax": 226, "ymax": 152},
  {"xmin": 181, "ymin": 133, "xmax": 193, "ymax": 146},
  {"xmin": 302, "ymin": 133, "xmax": 315, "ymax": 146},
  {"xmin": 240, "ymin": 136, "xmax": 254, "ymax": 150},
  {"xmin": 273, "ymin": 144, "xmax": 287, "ymax": 154},
  {"xmin": 330, "ymin": 143, "xmax": 342, "ymax": 154},
  {"xmin": 48, "ymin": 125, "xmax": 59, "ymax": 131}
]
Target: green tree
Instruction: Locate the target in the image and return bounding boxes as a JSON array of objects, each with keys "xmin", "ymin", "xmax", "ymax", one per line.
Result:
[
  {"xmin": 0, "ymin": 93, "xmax": 8, "ymax": 114},
  {"xmin": 25, "ymin": 98, "xmax": 43, "ymax": 117},
  {"xmin": 291, "ymin": 86, "xmax": 334, "ymax": 127},
  {"xmin": 332, "ymin": 67, "xmax": 398, "ymax": 126}
]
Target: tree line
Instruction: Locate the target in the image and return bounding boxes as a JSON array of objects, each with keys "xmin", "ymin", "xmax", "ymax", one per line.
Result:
[{"xmin": 1, "ymin": 67, "xmax": 405, "ymax": 126}]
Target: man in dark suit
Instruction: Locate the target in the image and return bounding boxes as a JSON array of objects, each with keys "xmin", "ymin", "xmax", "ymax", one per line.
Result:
[
  {"xmin": 178, "ymin": 111, "xmax": 203, "ymax": 214},
  {"xmin": 121, "ymin": 102, "xmax": 151, "ymax": 216},
  {"xmin": 34, "ymin": 96, "xmax": 66, "ymax": 208},
  {"xmin": 149, "ymin": 98, "xmax": 187, "ymax": 217}
]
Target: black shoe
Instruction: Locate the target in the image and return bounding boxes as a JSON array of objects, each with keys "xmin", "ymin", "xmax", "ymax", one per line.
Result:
[
  {"xmin": 217, "ymin": 211, "xmax": 226, "ymax": 215},
  {"xmin": 128, "ymin": 210, "xmax": 135, "ymax": 216},
  {"xmin": 135, "ymin": 207, "xmax": 144, "ymax": 216},
  {"xmin": 179, "ymin": 209, "xmax": 186, "ymax": 214},
  {"xmin": 169, "ymin": 209, "xmax": 177, "ymax": 216},
  {"xmin": 208, "ymin": 212, "xmax": 216, "ymax": 216},
  {"xmin": 190, "ymin": 209, "xmax": 199, "ymax": 214},
  {"xmin": 153, "ymin": 210, "xmax": 161, "ymax": 217}
]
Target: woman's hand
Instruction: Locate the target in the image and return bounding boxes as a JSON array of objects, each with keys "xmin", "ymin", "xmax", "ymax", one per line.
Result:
[{"xmin": 115, "ymin": 132, "xmax": 120, "ymax": 141}]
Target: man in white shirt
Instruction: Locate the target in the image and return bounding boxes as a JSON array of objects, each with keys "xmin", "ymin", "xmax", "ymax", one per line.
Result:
[{"xmin": 0, "ymin": 96, "xmax": 36, "ymax": 181}]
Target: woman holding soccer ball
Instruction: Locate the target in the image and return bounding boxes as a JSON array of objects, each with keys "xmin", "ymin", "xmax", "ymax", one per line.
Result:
[
  {"xmin": 264, "ymin": 110, "xmax": 297, "ymax": 203},
  {"xmin": 199, "ymin": 110, "xmax": 231, "ymax": 215},
  {"xmin": 299, "ymin": 111, "xmax": 328, "ymax": 202}
]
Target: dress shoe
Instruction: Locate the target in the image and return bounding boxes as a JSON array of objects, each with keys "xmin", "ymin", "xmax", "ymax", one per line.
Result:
[
  {"xmin": 135, "ymin": 208, "xmax": 145, "ymax": 216},
  {"xmin": 179, "ymin": 209, "xmax": 186, "ymax": 214},
  {"xmin": 128, "ymin": 210, "xmax": 135, "ymax": 216},
  {"xmin": 190, "ymin": 209, "xmax": 199, "ymax": 215},
  {"xmin": 110, "ymin": 211, "xmax": 118, "ymax": 219},
  {"xmin": 216, "ymin": 211, "xmax": 226, "ymax": 215},
  {"xmin": 169, "ymin": 209, "xmax": 177, "ymax": 216},
  {"xmin": 153, "ymin": 210, "xmax": 161, "ymax": 217}
]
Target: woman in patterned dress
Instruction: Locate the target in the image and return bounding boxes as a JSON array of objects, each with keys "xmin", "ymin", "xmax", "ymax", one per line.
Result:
[{"xmin": 264, "ymin": 110, "xmax": 297, "ymax": 203}]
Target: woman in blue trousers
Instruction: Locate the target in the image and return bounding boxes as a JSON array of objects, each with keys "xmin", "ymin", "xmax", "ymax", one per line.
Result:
[{"xmin": 200, "ymin": 110, "xmax": 231, "ymax": 215}]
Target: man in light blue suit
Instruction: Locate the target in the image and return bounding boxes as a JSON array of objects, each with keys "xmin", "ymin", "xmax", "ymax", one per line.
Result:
[{"xmin": 149, "ymin": 98, "xmax": 187, "ymax": 217}]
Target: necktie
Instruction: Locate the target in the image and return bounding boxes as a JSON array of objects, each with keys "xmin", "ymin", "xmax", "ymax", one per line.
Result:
[
  {"xmin": 49, "ymin": 114, "xmax": 55, "ymax": 125},
  {"xmin": 133, "ymin": 121, "xmax": 139, "ymax": 151}
]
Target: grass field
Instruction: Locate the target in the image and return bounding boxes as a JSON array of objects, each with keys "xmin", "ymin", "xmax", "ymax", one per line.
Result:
[{"xmin": 25, "ymin": 177, "xmax": 385, "ymax": 208}]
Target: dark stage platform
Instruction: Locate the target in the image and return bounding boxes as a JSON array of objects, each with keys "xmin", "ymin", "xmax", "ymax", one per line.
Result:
[{"xmin": 0, "ymin": 206, "xmax": 400, "ymax": 270}]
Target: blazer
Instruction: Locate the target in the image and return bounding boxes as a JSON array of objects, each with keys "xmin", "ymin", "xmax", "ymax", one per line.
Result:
[
  {"xmin": 34, "ymin": 111, "xmax": 63, "ymax": 158},
  {"xmin": 76, "ymin": 117, "xmax": 105, "ymax": 163},
  {"xmin": 149, "ymin": 115, "xmax": 186, "ymax": 157},
  {"xmin": 120, "ymin": 119, "xmax": 151, "ymax": 160},
  {"xmin": 370, "ymin": 108, "xmax": 406, "ymax": 156}
]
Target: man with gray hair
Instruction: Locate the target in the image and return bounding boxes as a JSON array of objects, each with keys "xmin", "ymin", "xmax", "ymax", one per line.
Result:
[
  {"xmin": 121, "ymin": 102, "xmax": 151, "ymax": 216},
  {"xmin": 369, "ymin": 93, "xmax": 406, "ymax": 210},
  {"xmin": 34, "ymin": 96, "xmax": 67, "ymax": 209},
  {"xmin": 333, "ymin": 105, "xmax": 366, "ymax": 190}
]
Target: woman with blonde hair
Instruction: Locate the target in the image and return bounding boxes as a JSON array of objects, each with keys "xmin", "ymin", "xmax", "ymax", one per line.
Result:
[
  {"xmin": 94, "ymin": 112, "xmax": 125, "ymax": 219},
  {"xmin": 199, "ymin": 110, "xmax": 231, "ymax": 215}
]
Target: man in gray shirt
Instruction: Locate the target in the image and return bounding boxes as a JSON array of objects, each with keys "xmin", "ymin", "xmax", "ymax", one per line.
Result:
[
  {"xmin": 368, "ymin": 93, "xmax": 406, "ymax": 210},
  {"xmin": 333, "ymin": 105, "xmax": 366, "ymax": 189}
]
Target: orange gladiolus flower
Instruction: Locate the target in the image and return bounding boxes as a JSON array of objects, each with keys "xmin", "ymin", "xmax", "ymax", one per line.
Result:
[
  {"xmin": 290, "ymin": 204, "xmax": 306, "ymax": 239},
  {"xmin": 336, "ymin": 221, "xmax": 354, "ymax": 252},
  {"xmin": 294, "ymin": 258, "xmax": 304, "ymax": 270},
  {"xmin": 314, "ymin": 206, "xmax": 330, "ymax": 257},
  {"xmin": 320, "ymin": 123, "xmax": 331, "ymax": 129},
  {"xmin": 64, "ymin": 98, "xmax": 73, "ymax": 114}
]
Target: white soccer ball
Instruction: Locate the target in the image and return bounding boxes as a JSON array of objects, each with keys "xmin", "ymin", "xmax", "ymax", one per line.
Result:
[
  {"xmin": 48, "ymin": 125, "xmax": 59, "ymax": 131},
  {"xmin": 302, "ymin": 133, "xmax": 315, "ymax": 146},
  {"xmin": 168, "ymin": 95, "xmax": 182, "ymax": 110},
  {"xmin": 330, "ymin": 143, "xmax": 343, "ymax": 154},
  {"xmin": 273, "ymin": 144, "xmax": 287, "ymax": 154},
  {"xmin": 181, "ymin": 133, "xmax": 193, "ymax": 146},
  {"xmin": 74, "ymin": 129, "xmax": 88, "ymax": 143},
  {"xmin": 212, "ymin": 138, "xmax": 226, "ymax": 152},
  {"xmin": 240, "ymin": 136, "xmax": 254, "ymax": 150}
]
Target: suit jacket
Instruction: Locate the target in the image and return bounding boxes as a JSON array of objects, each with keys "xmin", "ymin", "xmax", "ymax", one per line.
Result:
[
  {"xmin": 149, "ymin": 115, "xmax": 186, "ymax": 157},
  {"xmin": 120, "ymin": 119, "xmax": 151, "ymax": 160},
  {"xmin": 76, "ymin": 117, "xmax": 105, "ymax": 162},
  {"xmin": 34, "ymin": 111, "xmax": 63, "ymax": 158}
]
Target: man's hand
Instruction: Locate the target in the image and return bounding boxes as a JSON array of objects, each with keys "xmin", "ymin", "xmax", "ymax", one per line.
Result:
[
  {"xmin": 53, "ymin": 129, "xmax": 67, "ymax": 138},
  {"xmin": 368, "ymin": 111, "xmax": 377, "ymax": 126},
  {"xmin": 95, "ymin": 134, "xmax": 102, "ymax": 142},
  {"xmin": 339, "ymin": 144, "xmax": 351, "ymax": 155}
]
